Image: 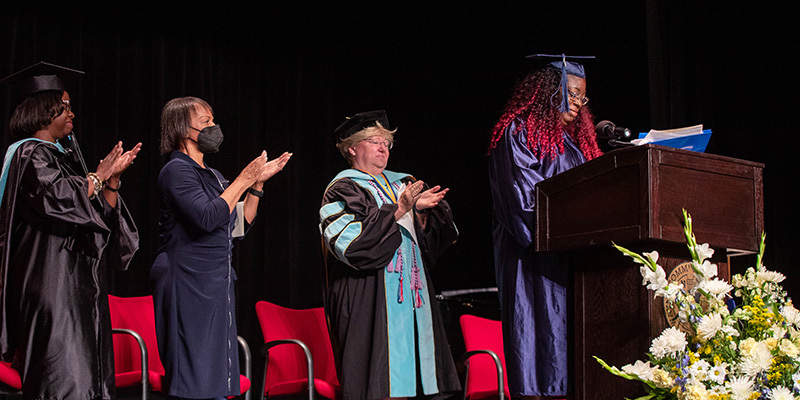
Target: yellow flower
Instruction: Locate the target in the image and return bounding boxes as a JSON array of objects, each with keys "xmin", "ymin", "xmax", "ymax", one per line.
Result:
[{"xmin": 766, "ymin": 337, "xmax": 779, "ymax": 350}]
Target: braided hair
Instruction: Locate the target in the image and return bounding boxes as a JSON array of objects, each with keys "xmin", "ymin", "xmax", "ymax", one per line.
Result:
[{"xmin": 488, "ymin": 69, "xmax": 602, "ymax": 161}]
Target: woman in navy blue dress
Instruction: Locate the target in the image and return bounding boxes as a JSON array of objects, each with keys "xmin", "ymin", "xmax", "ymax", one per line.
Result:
[
  {"xmin": 487, "ymin": 56, "xmax": 602, "ymax": 399},
  {"xmin": 150, "ymin": 97, "xmax": 291, "ymax": 399}
]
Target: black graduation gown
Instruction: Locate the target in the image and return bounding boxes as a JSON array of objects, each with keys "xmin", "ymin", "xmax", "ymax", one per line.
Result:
[
  {"xmin": 319, "ymin": 171, "xmax": 461, "ymax": 400},
  {"xmin": 0, "ymin": 140, "xmax": 139, "ymax": 400}
]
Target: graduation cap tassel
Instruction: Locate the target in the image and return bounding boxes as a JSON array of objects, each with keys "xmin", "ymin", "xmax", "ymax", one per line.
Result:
[
  {"xmin": 524, "ymin": 53, "xmax": 595, "ymax": 114},
  {"xmin": 559, "ymin": 57, "xmax": 570, "ymax": 113},
  {"xmin": 62, "ymin": 133, "xmax": 90, "ymax": 175}
]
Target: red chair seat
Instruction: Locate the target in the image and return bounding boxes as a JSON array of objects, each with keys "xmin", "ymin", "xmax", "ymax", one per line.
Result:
[
  {"xmin": 0, "ymin": 361, "xmax": 21, "ymax": 391},
  {"xmin": 238, "ymin": 375, "xmax": 251, "ymax": 396},
  {"xmin": 113, "ymin": 370, "xmax": 164, "ymax": 390},
  {"xmin": 466, "ymin": 389, "xmax": 506, "ymax": 400},
  {"xmin": 267, "ymin": 378, "xmax": 339, "ymax": 399}
]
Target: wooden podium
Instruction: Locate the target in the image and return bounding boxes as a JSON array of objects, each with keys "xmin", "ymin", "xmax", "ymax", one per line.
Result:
[{"xmin": 534, "ymin": 144, "xmax": 763, "ymax": 400}]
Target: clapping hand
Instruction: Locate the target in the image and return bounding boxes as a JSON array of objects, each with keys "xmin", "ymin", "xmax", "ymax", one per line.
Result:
[
  {"xmin": 238, "ymin": 151, "xmax": 269, "ymax": 187},
  {"xmin": 257, "ymin": 152, "xmax": 292, "ymax": 183},
  {"xmin": 397, "ymin": 180, "xmax": 426, "ymax": 216},
  {"xmin": 110, "ymin": 142, "xmax": 142, "ymax": 179},
  {"xmin": 414, "ymin": 185, "xmax": 449, "ymax": 212},
  {"xmin": 95, "ymin": 142, "xmax": 143, "ymax": 181}
]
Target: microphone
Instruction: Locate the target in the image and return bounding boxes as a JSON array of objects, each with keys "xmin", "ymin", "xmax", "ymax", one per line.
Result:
[{"xmin": 595, "ymin": 120, "xmax": 633, "ymax": 141}]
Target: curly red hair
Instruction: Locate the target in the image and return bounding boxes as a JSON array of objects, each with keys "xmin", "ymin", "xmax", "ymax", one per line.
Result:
[{"xmin": 488, "ymin": 69, "xmax": 602, "ymax": 161}]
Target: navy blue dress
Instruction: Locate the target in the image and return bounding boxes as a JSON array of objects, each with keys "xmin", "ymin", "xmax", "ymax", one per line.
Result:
[
  {"xmin": 488, "ymin": 118, "xmax": 586, "ymax": 397},
  {"xmin": 150, "ymin": 151, "xmax": 243, "ymax": 398}
]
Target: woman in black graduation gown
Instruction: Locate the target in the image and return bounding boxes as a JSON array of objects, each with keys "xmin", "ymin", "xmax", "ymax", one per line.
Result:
[
  {"xmin": 150, "ymin": 97, "xmax": 291, "ymax": 399},
  {"xmin": 319, "ymin": 110, "xmax": 460, "ymax": 400},
  {"xmin": 0, "ymin": 62, "xmax": 141, "ymax": 399}
]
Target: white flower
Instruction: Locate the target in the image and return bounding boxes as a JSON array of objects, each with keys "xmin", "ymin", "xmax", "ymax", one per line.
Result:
[
  {"xmin": 644, "ymin": 250, "xmax": 659, "ymax": 264},
  {"xmin": 720, "ymin": 324, "xmax": 740, "ymax": 338},
  {"xmin": 652, "ymin": 368, "xmax": 673, "ymax": 389},
  {"xmin": 768, "ymin": 386, "xmax": 794, "ymax": 400},
  {"xmin": 793, "ymin": 371, "xmax": 800, "ymax": 390},
  {"xmin": 696, "ymin": 313, "xmax": 723, "ymax": 342},
  {"xmin": 739, "ymin": 340, "xmax": 773, "ymax": 376},
  {"xmin": 649, "ymin": 327, "xmax": 687, "ymax": 359},
  {"xmin": 695, "ymin": 243, "xmax": 715, "ymax": 262},
  {"xmin": 708, "ymin": 362, "xmax": 728, "ymax": 384},
  {"xmin": 655, "ymin": 282, "xmax": 684, "ymax": 301},
  {"xmin": 727, "ymin": 375, "xmax": 755, "ymax": 400},
  {"xmin": 621, "ymin": 360, "xmax": 656, "ymax": 381},
  {"xmin": 779, "ymin": 338, "xmax": 799, "ymax": 358},
  {"xmin": 758, "ymin": 269, "xmax": 786, "ymax": 284},
  {"xmin": 640, "ymin": 264, "xmax": 668, "ymax": 292},
  {"xmin": 688, "ymin": 359, "xmax": 711, "ymax": 382},
  {"xmin": 698, "ymin": 278, "xmax": 733, "ymax": 298},
  {"xmin": 678, "ymin": 383, "xmax": 710, "ymax": 400},
  {"xmin": 773, "ymin": 326, "xmax": 788, "ymax": 340},
  {"xmin": 782, "ymin": 305, "xmax": 800, "ymax": 326},
  {"xmin": 693, "ymin": 260, "xmax": 718, "ymax": 280}
]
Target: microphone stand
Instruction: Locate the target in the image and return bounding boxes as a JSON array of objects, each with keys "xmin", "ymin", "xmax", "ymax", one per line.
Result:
[{"xmin": 607, "ymin": 138, "xmax": 635, "ymax": 148}]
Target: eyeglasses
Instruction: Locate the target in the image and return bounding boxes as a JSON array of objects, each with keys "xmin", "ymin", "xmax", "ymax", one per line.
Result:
[
  {"xmin": 568, "ymin": 90, "xmax": 589, "ymax": 106},
  {"xmin": 362, "ymin": 137, "xmax": 393, "ymax": 150},
  {"xmin": 61, "ymin": 100, "xmax": 72, "ymax": 114}
]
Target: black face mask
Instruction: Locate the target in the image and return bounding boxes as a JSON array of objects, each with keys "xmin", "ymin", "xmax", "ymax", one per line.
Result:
[{"xmin": 190, "ymin": 124, "xmax": 224, "ymax": 154}]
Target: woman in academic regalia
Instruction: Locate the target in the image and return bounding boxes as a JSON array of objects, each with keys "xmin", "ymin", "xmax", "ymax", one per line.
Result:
[
  {"xmin": 487, "ymin": 54, "xmax": 603, "ymax": 399},
  {"xmin": 0, "ymin": 62, "xmax": 141, "ymax": 400},
  {"xmin": 319, "ymin": 110, "xmax": 461, "ymax": 400}
]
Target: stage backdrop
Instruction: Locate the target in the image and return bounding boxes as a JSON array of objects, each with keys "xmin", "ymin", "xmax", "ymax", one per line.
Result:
[{"xmin": 2, "ymin": 1, "xmax": 798, "ymax": 395}]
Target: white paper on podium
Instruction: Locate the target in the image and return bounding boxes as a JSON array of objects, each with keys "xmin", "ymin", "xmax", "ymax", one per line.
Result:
[{"xmin": 632, "ymin": 124, "xmax": 704, "ymax": 145}]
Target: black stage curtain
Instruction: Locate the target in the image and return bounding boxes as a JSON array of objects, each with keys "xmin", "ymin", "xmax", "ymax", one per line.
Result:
[{"xmin": 2, "ymin": 1, "xmax": 798, "ymax": 394}]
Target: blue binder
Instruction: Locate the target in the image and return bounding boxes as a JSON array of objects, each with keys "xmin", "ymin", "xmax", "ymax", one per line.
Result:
[{"xmin": 637, "ymin": 129, "xmax": 712, "ymax": 153}]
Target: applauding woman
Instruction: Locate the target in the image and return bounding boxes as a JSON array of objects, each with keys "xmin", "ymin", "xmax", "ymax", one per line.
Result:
[
  {"xmin": 0, "ymin": 62, "xmax": 140, "ymax": 399},
  {"xmin": 150, "ymin": 96, "xmax": 291, "ymax": 399}
]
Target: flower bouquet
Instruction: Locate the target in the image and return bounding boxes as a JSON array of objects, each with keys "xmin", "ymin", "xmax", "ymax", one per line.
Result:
[{"xmin": 595, "ymin": 210, "xmax": 800, "ymax": 400}]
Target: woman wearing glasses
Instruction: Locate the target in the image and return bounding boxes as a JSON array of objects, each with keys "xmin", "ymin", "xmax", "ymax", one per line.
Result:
[
  {"xmin": 487, "ymin": 55, "xmax": 603, "ymax": 399},
  {"xmin": 0, "ymin": 62, "xmax": 140, "ymax": 399},
  {"xmin": 319, "ymin": 110, "xmax": 460, "ymax": 400}
]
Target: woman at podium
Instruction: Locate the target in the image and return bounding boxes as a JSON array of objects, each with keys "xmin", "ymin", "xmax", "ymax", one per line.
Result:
[{"xmin": 487, "ymin": 54, "xmax": 602, "ymax": 399}]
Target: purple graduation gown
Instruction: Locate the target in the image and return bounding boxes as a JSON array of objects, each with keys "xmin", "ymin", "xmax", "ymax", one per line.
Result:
[{"xmin": 488, "ymin": 119, "xmax": 586, "ymax": 397}]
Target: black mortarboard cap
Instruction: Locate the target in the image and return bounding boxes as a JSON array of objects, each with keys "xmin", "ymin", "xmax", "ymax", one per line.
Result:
[
  {"xmin": 526, "ymin": 53, "xmax": 594, "ymax": 113},
  {"xmin": 0, "ymin": 61, "xmax": 85, "ymax": 101},
  {"xmin": 335, "ymin": 110, "xmax": 389, "ymax": 141}
]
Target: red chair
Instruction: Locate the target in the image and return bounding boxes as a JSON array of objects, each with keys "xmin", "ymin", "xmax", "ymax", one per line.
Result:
[
  {"xmin": 459, "ymin": 314, "xmax": 509, "ymax": 400},
  {"xmin": 0, "ymin": 360, "xmax": 22, "ymax": 397},
  {"xmin": 109, "ymin": 295, "xmax": 252, "ymax": 400},
  {"xmin": 255, "ymin": 301, "xmax": 340, "ymax": 400}
]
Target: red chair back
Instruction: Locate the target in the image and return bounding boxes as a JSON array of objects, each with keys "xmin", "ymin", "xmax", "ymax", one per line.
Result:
[
  {"xmin": 108, "ymin": 295, "xmax": 166, "ymax": 376},
  {"xmin": 459, "ymin": 314, "xmax": 510, "ymax": 399},
  {"xmin": 255, "ymin": 301, "xmax": 339, "ymax": 398}
]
